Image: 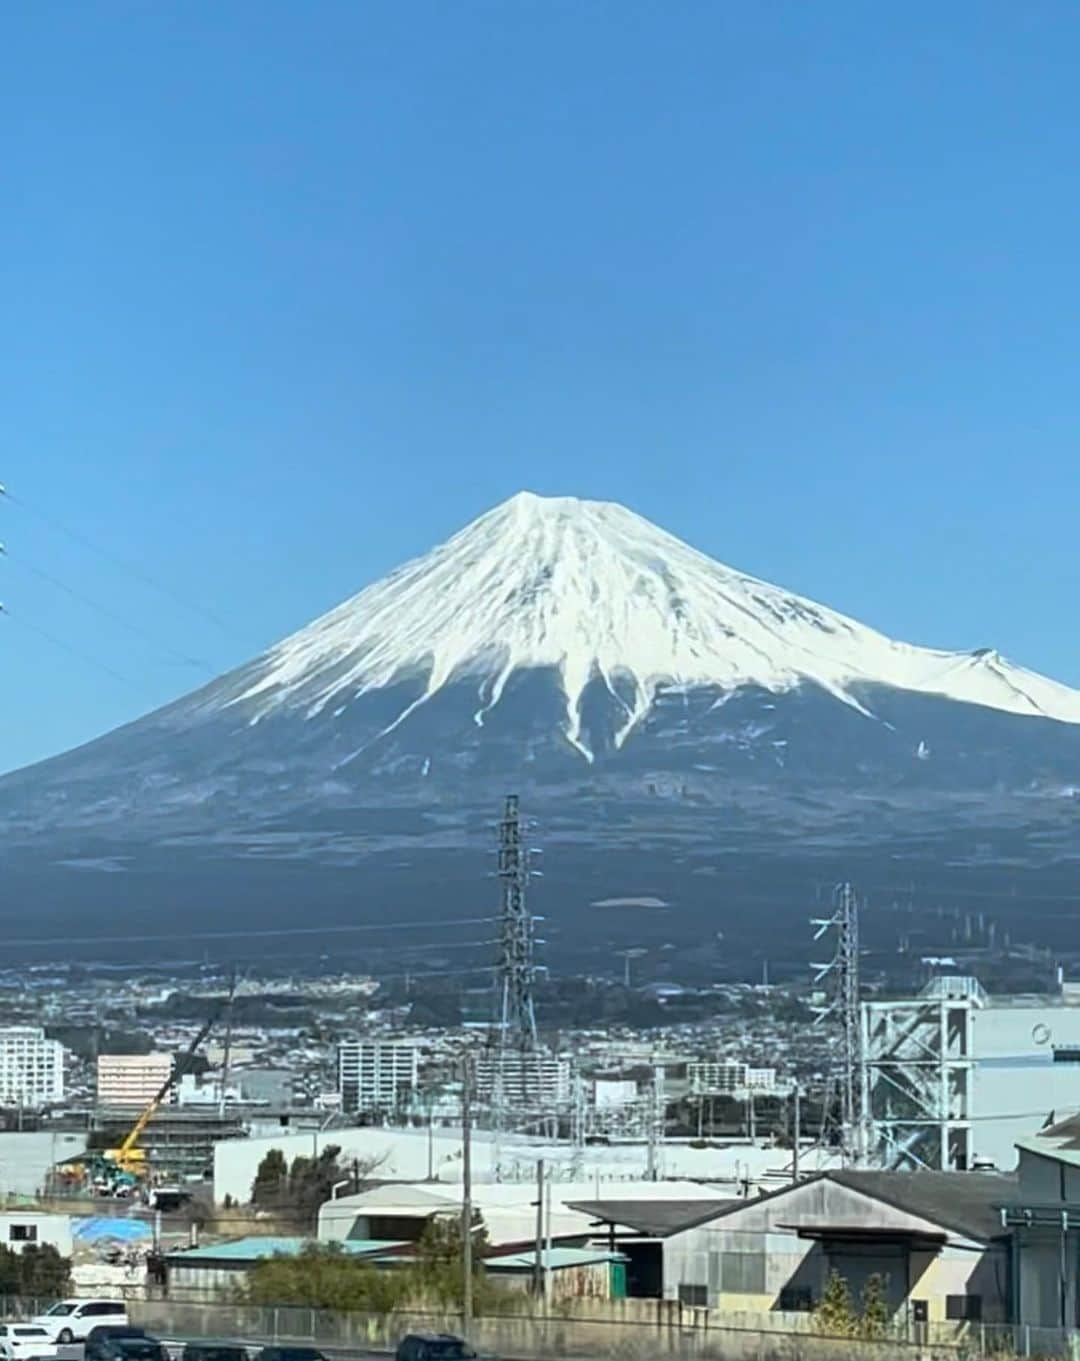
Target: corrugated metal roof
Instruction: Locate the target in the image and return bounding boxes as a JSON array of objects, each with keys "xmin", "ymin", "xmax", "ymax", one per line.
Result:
[
  {"xmin": 486, "ymin": 1247, "xmax": 626, "ymax": 1271},
  {"xmin": 828, "ymin": 1171, "xmax": 1015, "ymax": 1244},
  {"xmin": 164, "ymin": 1237, "xmax": 404, "ymax": 1263},
  {"xmin": 566, "ymin": 1199, "xmax": 739, "ymax": 1237}
]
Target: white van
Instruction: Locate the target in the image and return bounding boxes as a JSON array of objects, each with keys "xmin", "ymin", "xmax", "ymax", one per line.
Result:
[{"xmin": 31, "ymin": 1302, "xmax": 128, "ymax": 1344}]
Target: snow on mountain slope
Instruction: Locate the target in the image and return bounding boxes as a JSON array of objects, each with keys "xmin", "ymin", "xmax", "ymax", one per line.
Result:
[{"xmin": 204, "ymin": 491, "xmax": 1080, "ymax": 761}]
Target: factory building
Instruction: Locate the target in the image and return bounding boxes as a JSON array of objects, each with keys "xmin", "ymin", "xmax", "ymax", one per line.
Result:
[
  {"xmin": 584, "ymin": 1170, "xmax": 1012, "ymax": 1320},
  {"xmin": 0, "ymin": 1028, "xmax": 64, "ymax": 1108},
  {"xmin": 865, "ymin": 975, "xmax": 1080, "ymax": 1171}
]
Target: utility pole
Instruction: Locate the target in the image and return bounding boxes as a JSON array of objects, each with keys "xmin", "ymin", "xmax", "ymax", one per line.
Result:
[
  {"xmin": 792, "ymin": 1086, "xmax": 801, "ymax": 1183},
  {"xmin": 219, "ymin": 965, "xmax": 238, "ymax": 1118},
  {"xmin": 645, "ymin": 1065, "xmax": 664, "ymax": 1180},
  {"xmin": 461, "ymin": 1055, "xmax": 473, "ymax": 1335},
  {"xmin": 533, "ymin": 1159, "xmax": 545, "ymax": 1299},
  {"xmin": 543, "ymin": 1164, "xmax": 553, "ymax": 1304}
]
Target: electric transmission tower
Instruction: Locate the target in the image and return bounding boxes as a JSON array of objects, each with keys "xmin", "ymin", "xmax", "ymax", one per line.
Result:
[
  {"xmin": 494, "ymin": 794, "xmax": 538, "ymax": 1054},
  {"xmin": 811, "ymin": 881, "xmax": 864, "ymax": 1164},
  {"xmin": 487, "ymin": 794, "xmax": 540, "ymax": 1179}
]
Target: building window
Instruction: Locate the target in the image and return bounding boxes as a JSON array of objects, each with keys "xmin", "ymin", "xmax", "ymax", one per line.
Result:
[
  {"xmin": 946, "ymin": 1295, "xmax": 982, "ymax": 1321},
  {"xmin": 779, "ymin": 1287, "xmax": 814, "ymax": 1312},
  {"xmin": 9, "ymin": 1226, "xmax": 36, "ymax": 1243},
  {"xmin": 678, "ymin": 1285, "xmax": 708, "ymax": 1308},
  {"xmin": 719, "ymin": 1252, "xmax": 767, "ymax": 1294}
]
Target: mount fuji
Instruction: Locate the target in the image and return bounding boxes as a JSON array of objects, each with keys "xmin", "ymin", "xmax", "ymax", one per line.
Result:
[{"xmin": 4, "ymin": 491, "xmax": 1080, "ymax": 967}]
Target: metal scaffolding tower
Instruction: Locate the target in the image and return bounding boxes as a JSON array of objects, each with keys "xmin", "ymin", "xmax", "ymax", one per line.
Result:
[
  {"xmin": 862, "ymin": 975, "xmax": 983, "ymax": 1170},
  {"xmin": 812, "ymin": 881, "xmax": 864, "ymax": 1164}
]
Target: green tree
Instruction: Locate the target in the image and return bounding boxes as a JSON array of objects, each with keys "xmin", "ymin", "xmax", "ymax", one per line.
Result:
[
  {"xmin": 251, "ymin": 1148, "xmax": 288, "ymax": 1206},
  {"xmin": 242, "ymin": 1214, "xmax": 496, "ymax": 1314},
  {"xmin": 0, "ymin": 1243, "xmax": 70, "ymax": 1297},
  {"xmin": 406, "ymin": 1211, "xmax": 493, "ymax": 1309},
  {"xmin": 245, "ymin": 1244, "xmax": 393, "ymax": 1310},
  {"xmin": 286, "ymin": 1145, "xmax": 350, "ymax": 1216},
  {"xmin": 20, "ymin": 1244, "xmax": 71, "ymax": 1296},
  {"xmin": 859, "ymin": 1273, "xmax": 890, "ymax": 1340},
  {"xmin": 815, "ymin": 1269, "xmax": 856, "ymax": 1337}
]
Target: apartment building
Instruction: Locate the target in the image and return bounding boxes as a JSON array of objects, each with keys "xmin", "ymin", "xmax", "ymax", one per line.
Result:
[
  {"xmin": 97, "ymin": 1053, "xmax": 174, "ymax": 1106},
  {"xmin": 0, "ymin": 1028, "xmax": 64, "ymax": 1108},
  {"xmin": 338, "ymin": 1040, "xmax": 420, "ymax": 1114}
]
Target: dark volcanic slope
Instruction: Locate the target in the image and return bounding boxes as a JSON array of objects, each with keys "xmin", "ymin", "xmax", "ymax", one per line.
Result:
[{"xmin": 2, "ymin": 492, "xmax": 1080, "ymax": 965}]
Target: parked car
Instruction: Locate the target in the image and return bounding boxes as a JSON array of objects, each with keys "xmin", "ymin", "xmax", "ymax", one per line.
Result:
[
  {"xmin": 180, "ymin": 1346, "xmax": 248, "ymax": 1361},
  {"xmin": 85, "ymin": 1327, "xmax": 163, "ymax": 1361},
  {"xmin": 88, "ymin": 1340, "xmax": 163, "ymax": 1361},
  {"xmin": 253, "ymin": 1351, "xmax": 326, "ymax": 1361},
  {"xmin": 31, "ymin": 1301, "xmax": 128, "ymax": 1345},
  {"xmin": 0, "ymin": 1323, "xmax": 56, "ymax": 1360},
  {"xmin": 395, "ymin": 1335, "xmax": 478, "ymax": 1361}
]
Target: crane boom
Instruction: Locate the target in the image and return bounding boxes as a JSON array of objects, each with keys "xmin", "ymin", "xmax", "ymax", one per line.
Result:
[
  {"xmin": 114, "ymin": 1012, "xmax": 218, "ymax": 1160},
  {"xmin": 107, "ymin": 980, "xmax": 238, "ymax": 1177}
]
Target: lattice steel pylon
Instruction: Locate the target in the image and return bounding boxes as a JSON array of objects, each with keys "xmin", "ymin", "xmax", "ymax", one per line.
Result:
[
  {"xmin": 494, "ymin": 794, "xmax": 538, "ymax": 1054},
  {"xmin": 812, "ymin": 881, "xmax": 865, "ymax": 1164}
]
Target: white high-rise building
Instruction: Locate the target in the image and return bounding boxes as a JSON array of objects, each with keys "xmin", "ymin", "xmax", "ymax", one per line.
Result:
[
  {"xmin": 474, "ymin": 1054, "xmax": 572, "ymax": 1107},
  {"xmin": 338, "ymin": 1041, "xmax": 420, "ymax": 1114},
  {"xmin": 96, "ymin": 1053, "xmax": 174, "ymax": 1107},
  {"xmin": 0, "ymin": 1028, "xmax": 64, "ymax": 1108}
]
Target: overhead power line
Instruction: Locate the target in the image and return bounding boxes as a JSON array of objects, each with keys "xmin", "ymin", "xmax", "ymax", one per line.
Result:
[
  {"xmin": 0, "ymin": 604, "xmax": 146, "ymax": 693},
  {"xmin": 0, "ymin": 544, "xmax": 212, "ymax": 674},
  {"xmin": 0, "ymin": 915, "xmax": 500, "ymax": 950},
  {"xmin": 0, "ymin": 482, "xmax": 235, "ymax": 638}
]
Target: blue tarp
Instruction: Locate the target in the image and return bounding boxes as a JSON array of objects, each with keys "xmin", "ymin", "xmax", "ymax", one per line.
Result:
[{"xmin": 73, "ymin": 1218, "xmax": 153, "ymax": 1243}]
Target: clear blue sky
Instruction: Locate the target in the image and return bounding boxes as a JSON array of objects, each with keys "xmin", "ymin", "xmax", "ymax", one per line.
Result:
[{"xmin": 3, "ymin": 1, "xmax": 1080, "ymax": 771}]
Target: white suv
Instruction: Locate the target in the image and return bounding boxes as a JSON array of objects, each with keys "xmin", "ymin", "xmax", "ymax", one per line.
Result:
[
  {"xmin": 0, "ymin": 1324, "xmax": 56, "ymax": 1359},
  {"xmin": 31, "ymin": 1302, "xmax": 128, "ymax": 1345}
]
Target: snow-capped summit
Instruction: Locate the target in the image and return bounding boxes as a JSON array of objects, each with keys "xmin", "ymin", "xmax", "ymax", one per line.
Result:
[{"xmin": 206, "ymin": 491, "xmax": 1080, "ymax": 761}]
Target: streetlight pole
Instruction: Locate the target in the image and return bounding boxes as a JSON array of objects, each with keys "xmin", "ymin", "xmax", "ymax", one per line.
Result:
[{"xmin": 461, "ymin": 1055, "xmax": 473, "ymax": 1334}]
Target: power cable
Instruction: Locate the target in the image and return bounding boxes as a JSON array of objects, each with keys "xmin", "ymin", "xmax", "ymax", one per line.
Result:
[
  {"xmin": 0, "ymin": 604, "xmax": 146, "ymax": 694},
  {"xmin": 0, "ymin": 544, "xmax": 213, "ymax": 674},
  {"xmin": 0, "ymin": 916, "xmax": 500, "ymax": 950},
  {"xmin": 0, "ymin": 483, "xmax": 235, "ymax": 638}
]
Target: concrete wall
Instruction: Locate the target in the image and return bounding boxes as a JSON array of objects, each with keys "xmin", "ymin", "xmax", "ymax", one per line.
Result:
[
  {"xmin": 0, "ymin": 1131, "xmax": 87, "ymax": 1197},
  {"xmin": 971, "ymin": 1005, "xmax": 1080, "ymax": 1170},
  {"xmin": 214, "ymin": 1127, "xmax": 840, "ymax": 1206},
  {"xmin": 128, "ymin": 1296, "xmax": 1031, "ymax": 1361}
]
